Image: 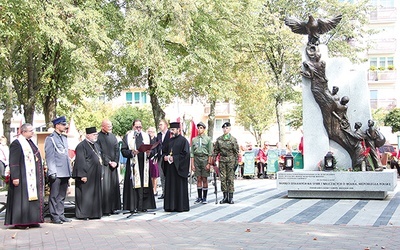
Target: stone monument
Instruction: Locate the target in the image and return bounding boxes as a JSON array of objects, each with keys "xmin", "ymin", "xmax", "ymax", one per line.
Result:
[{"xmin": 276, "ymin": 14, "xmax": 397, "ymax": 199}]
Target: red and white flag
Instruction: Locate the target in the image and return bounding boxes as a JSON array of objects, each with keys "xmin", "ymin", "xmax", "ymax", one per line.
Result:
[{"xmin": 189, "ymin": 120, "xmax": 198, "ymax": 145}]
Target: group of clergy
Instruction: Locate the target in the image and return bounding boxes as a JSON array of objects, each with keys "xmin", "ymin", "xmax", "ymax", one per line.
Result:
[{"xmin": 4, "ymin": 117, "xmax": 190, "ymax": 228}]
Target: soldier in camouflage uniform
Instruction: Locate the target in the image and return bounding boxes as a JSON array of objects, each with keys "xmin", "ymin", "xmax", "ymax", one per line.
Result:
[
  {"xmin": 190, "ymin": 122, "xmax": 213, "ymax": 204},
  {"xmin": 213, "ymin": 122, "xmax": 239, "ymax": 204}
]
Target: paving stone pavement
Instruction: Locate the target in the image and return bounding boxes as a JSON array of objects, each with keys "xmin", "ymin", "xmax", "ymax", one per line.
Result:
[{"xmin": 0, "ymin": 178, "xmax": 399, "ymax": 249}]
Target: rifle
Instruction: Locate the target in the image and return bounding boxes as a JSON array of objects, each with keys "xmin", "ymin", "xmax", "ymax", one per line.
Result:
[
  {"xmin": 212, "ymin": 164, "xmax": 219, "ymax": 204},
  {"xmin": 189, "ymin": 170, "xmax": 193, "ymax": 197}
]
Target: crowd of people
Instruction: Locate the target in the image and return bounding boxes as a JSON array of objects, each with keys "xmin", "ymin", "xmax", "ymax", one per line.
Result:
[
  {"xmin": 1, "ymin": 117, "xmax": 242, "ymax": 229},
  {"xmin": 3, "ymin": 117, "xmax": 399, "ymax": 229}
]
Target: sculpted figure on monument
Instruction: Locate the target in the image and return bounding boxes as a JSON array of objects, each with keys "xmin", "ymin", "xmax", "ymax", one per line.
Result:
[
  {"xmin": 288, "ymin": 14, "xmax": 383, "ymax": 170},
  {"xmin": 331, "ymin": 86, "xmax": 340, "ymax": 102},
  {"xmin": 365, "ymin": 119, "xmax": 386, "ymax": 170},
  {"xmin": 284, "ymin": 14, "xmax": 342, "ymax": 45}
]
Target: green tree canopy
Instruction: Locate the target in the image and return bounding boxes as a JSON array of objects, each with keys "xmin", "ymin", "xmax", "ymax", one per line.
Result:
[
  {"xmin": 384, "ymin": 108, "xmax": 400, "ymax": 133},
  {"xmin": 110, "ymin": 105, "xmax": 154, "ymax": 137}
]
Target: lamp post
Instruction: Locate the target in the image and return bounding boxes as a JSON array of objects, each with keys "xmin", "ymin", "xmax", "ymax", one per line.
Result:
[
  {"xmin": 324, "ymin": 151, "xmax": 336, "ymax": 171},
  {"xmin": 284, "ymin": 153, "xmax": 294, "ymax": 172}
]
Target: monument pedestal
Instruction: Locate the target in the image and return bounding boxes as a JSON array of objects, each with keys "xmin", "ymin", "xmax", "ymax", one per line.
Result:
[{"xmin": 277, "ymin": 169, "xmax": 397, "ymax": 200}]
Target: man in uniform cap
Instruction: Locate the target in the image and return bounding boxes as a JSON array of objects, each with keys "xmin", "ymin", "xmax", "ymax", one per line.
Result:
[
  {"xmin": 213, "ymin": 121, "xmax": 239, "ymax": 204},
  {"xmin": 162, "ymin": 121, "xmax": 190, "ymax": 212},
  {"xmin": 45, "ymin": 116, "xmax": 71, "ymax": 224},
  {"xmin": 222, "ymin": 122, "xmax": 231, "ymax": 128},
  {"xmin": 190, "ymin": 121, "xmax": 213, "ymax": 204}
]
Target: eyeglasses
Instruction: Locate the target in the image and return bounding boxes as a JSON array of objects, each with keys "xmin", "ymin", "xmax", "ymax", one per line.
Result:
[{"xmin": 135, "ymin": 126, "xmax": 142, "ymax": 129}]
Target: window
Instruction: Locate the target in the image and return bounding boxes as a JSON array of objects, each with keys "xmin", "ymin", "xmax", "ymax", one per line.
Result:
[
  {"xmin": 134, "ymin": 92, "xmax": 140, "ymax": 104},
  {"xmin": 370, "ymin": 57, "xmax": 377, "ymax": 67},
  {"xmin": 126, "ymin": 91, "xmax": 148, "ymax": 105},
  {"xmin": 214, "ymin": 119, "xmax": 230, "ymax": 133},
  {"xmin": 369, "ymin": 57, "xmax": 394, "ymax": 69},
  {"xmin": 369, "ymin": 0, "xmax": 394, "ymax": 7},
  {"xmin": 370, "ymin": 90, "xmax": 378, "ymax": 109},
  {"xmin": 126, "ymin": 92, "xmax": 133, "ymax": 104}
]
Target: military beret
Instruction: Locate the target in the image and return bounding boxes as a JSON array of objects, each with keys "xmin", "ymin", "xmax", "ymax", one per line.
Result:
[
  {"xmin": 222, "ymin": 122, "xmax": 231, "ymax": 128},
  {"xmin": 52, "ymin": 116, "xmax": 67, "ymax": 126},
  {"xmin": 197, "ymin": 122, "xmax": 206, "ymax": 129}
]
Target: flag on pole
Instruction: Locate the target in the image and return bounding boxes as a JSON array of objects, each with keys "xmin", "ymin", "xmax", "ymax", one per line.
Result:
[{"xmin": 189, "ymin": 120, "xmax": 198, "ymax": 145}]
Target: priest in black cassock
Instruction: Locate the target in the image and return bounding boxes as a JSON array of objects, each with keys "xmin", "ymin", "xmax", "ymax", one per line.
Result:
[
  {"xmin": 97, "ymin": 119, "xmax": 121, "ymax": 215},
  {"xmin": 163, "ymin": 122, "xmax": 190, "ymax": 212},
  {"xmin": 5, "ymin": 123, "xmax": 45, "ymax": 228},
  {"xmin": 72, "ymin": 127, "xmax": 103, "ymax": 220},
  {"xmin": 121, "ymin": 119, "xmax": 156, "ymax": 213}
]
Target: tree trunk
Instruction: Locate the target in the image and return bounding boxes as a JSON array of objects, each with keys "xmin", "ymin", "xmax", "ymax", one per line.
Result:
[
  {"xmin": 23, "ymin": 47, "xmax": 38, "ymax": 124},
  {"xmin": 148, "ymin": 69, "xmax": 165, "ymax": 127},
  {"xmin": 207, "ymin": 99, "xmax": 216, "ymax": 139},
  {"xmin": 43, "ymin": 94, "xmax": 57, "ymax": 129},
  {"xmin": 2, "ymin": 80, "xmax": 14, "ymax": 144}
]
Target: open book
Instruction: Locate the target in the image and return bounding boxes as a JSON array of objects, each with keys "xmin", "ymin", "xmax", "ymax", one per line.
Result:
[{"xmin": 137, "ymin": 140, "xmax": 160, "ymax": 153}]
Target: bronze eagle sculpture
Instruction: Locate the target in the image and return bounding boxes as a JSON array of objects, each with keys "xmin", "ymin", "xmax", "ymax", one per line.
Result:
[{"xmin": 284, "ymin": 14, "xmax": 343, "ymax": 45}]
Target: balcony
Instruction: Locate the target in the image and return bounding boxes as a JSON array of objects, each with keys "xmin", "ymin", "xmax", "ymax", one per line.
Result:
[
  {"xmin": 370, "ymin": 98, "xmax": 397, "ymax": 110},
  {"xmin": 369, "ymin": 7, "xmax": 397, "ymax": 23},
  {"xmin": 368, "ymin": 70, "xmax": 396, "ymax": 82},
  {"xmin": 368, "ymin": 38, "xmax": 396, "ymax": 54}
]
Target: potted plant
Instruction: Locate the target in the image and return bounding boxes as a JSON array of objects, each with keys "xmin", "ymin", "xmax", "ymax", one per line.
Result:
[
  {"xmin": 387, "ymin": 65, "xmax": 395, "ymax": 70},
  {"xmin": 369, "ymin": 65, "xmax": 377, "ymax": 71},
  {"xmin": 378, "ymin": 66, "xmax": 385, "ymax": 71}
]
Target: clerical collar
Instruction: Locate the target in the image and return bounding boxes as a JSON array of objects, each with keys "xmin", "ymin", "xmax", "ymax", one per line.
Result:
[{"xmin": 85, "ymin": 138, "xmax": 95, "ymax": 144}]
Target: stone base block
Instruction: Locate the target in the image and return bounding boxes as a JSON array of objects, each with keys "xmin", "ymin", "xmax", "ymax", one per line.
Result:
[{"xmin": 277, "ymin": 169, "xmax": 397, "ymax": 200}]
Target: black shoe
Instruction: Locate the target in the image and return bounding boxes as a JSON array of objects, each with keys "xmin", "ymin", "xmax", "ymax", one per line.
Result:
[
  {"xmin": 28, "ymin": 224, "xmax": 41, "ymax": 228},
  {"xmin": 103, "ymin": 213, "xmax": 111, "ymax": 216},
  {"xmin": 158, "ymin": 194, "xmax": 164, "ymax": 199},
  {"xmin": 60, "ymin": 217, "xmax": 72, "ymax": 222},
  {"xmin": 131, "ymin": 209, "xmax": 138, "ymax": 214},
  {"xmin": 52, "ymin": 220, "xmax": 63, "ymax": 224},
  {"xmin": 142, "ymin": 209, "xmax": 147, "ymax": 212}
]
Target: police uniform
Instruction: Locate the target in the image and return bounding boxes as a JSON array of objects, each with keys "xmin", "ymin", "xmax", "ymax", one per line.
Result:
[
  {"xmin": 190, "ymin": 122, "xmax": 213, "ymax": 203},
  {"xmin": 213, "ymin": 122, "xmax": 239, "ymax": 204},
  {"xmin": 45, "ymin": 116, "xmax": 71, "ymax": 224}
]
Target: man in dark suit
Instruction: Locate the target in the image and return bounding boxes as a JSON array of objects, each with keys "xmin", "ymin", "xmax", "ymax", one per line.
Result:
[
  {"xmin": 45, "ymin": 116, "xmax": 72, "ymax": 224},
  {"xmin": 156, "ymin": 119, "xmax": 170, "ymax": 199}
]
